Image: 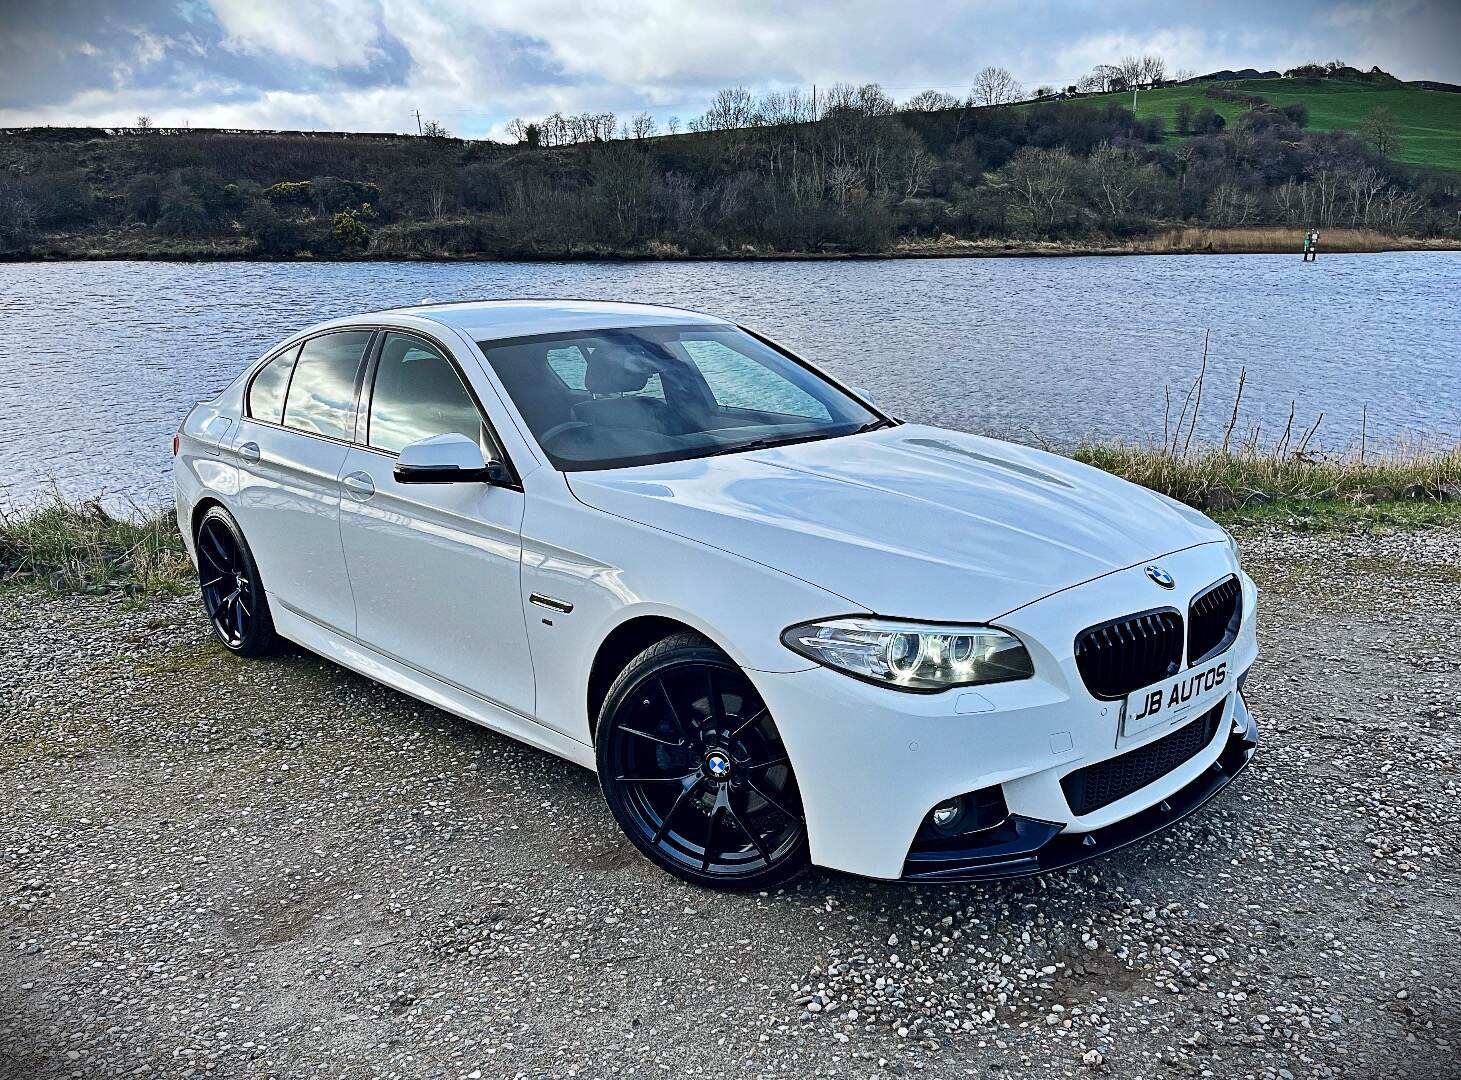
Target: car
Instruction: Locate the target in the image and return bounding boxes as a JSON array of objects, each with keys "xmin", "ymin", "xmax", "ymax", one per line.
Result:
[{"xmin": 173, "ymin": 299, "xmax": 1259, "ymax": 890}]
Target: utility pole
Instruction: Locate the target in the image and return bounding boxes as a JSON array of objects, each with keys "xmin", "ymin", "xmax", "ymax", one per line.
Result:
[
  {"xmin": 412, "ymin": 109, "xmax": 423, "ymax": 135},
  {"xmin": 1132, "ymin": 86, "xmax": 1138, "ymax": 116}
]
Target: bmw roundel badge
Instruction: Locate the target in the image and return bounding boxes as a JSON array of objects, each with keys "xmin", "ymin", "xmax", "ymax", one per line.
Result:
[{"xmin": 1145, "ymin": 564, "xmax": 1176, "ymax": 589}]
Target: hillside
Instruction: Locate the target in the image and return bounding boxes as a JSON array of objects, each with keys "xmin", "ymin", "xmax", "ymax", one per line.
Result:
[
  {"xmin": 1062, "ymin": 75, "xmax": 1461, "ymax": 171},
  {"xmin": 2, "ymin": 72, "xmax": 1459, "ymax": 262}
]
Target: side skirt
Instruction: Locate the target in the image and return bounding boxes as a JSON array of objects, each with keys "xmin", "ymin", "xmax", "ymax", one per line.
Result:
[{"xmin": 270, "ymin": 599, "xmax": 597, "ymax": 771}]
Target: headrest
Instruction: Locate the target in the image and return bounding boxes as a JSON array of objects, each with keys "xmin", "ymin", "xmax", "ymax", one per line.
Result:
[{"xmin": 583, "ymin": 344, "xmax": 657, "ymax": 395}]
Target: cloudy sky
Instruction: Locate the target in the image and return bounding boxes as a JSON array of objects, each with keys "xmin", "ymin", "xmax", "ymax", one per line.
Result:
[{"xmin": 3, "ymin": 0, "xmax": 1458, "ymax": 138}]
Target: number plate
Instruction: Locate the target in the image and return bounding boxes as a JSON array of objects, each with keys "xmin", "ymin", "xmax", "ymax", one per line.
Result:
[{"xmin": 1122, "ymin": 658, "xmax": 1232, "ymax": 739}]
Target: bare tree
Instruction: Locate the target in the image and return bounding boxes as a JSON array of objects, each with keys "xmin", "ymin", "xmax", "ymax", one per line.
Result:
[
  {"xmin": 852, "ymin": 83, "xmax": 897, "ymax": 116},
  {"xmin": 1088, "ymin": 142, "xmax": 1142, "ymax": 219},
  {"xmin": 421, "ymin": 120, "xmax": 450, "ymax": 138},
  {"xmin": 1000, "ymin": 146, "xmax": 1078, "ymax": 231},
  {"xmin": 903, "ymin": 89, "xmax": 961, "ymax": 112},
  {"xmin": 1115, "ymin": 56, "xmax": 1145, "ymax": 90},
  {"xmin": 427, "ymin": 176, "xmax": 449, "ymax": 220},
  {"xmin": 826, "ymin": 163, "xmax": 859, "ymax": 208},
  {"xmin": 699, "ymin": 86, "xmax": 757, "ymax": 130},
  {"xmin": 1077, "ymin": 65, "xmax": 1122, "ymax": 93},
  {"xmin": 1359, "ymin": 106, "xmax": 1399, "ymax": 158},
  {"xmin": 1207, "ymin": 180, "xmax": 1255, "ymax": 226},
  {"xmin": 1273, "ymin": 178, "xmax": 1305, "ymax": 223},
  {"xmin": 1344, "ymin": 165, "xmax": 1386, "ymax": 225},
  {"xmin": 631, "ymin": 112, "xmax": 657, "ymax": 139},
  {"xmin": 1372, "ymin": 187, "xmax": 1423, "ymax": 233},
  {"xmin": 135, "ymin": 115, "xmax": 154, "ymax": 130},
  {"xmin": 901, "ymin": 144, "xmax": 935, "ymax": 196},
  {"xmin": 505, "ymin": 118, "xmax": 528, "ymax": 143},
  {"xmin": 971, "ymin": 66, "xmax": 1023, "ymax": 107},
  {"xmin": 1139, "ymin": 54, "xmax": 1167, "ymax": 86}
]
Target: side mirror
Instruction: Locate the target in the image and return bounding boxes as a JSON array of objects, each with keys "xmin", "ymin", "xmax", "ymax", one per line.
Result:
[
  {"xmin": 849, "ymin": 384, "xmax": 877, "ymax": 406},
  {"xmin": 394, "ymin": 433, "xmax": 507, "ymax": 485}
]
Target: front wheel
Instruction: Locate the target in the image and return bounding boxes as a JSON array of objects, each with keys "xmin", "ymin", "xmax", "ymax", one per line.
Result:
[{"xmin": 596, "ymin": 632, "xmax": 809, "ymax": 890}]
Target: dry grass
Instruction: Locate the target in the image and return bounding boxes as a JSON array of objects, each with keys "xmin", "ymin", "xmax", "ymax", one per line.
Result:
[
  {"xmin": 1134, "ymin": 227, "xmax": 1460, "ymax": 255},
  {"xmin": 1072, "ymin": 441, "xmax": 1461, "ymax": 507},
  {"xmin": 0, "ymin": 496, "xmax": 190, "ymax": 593},
  {"xmin": 892, "ymin": 229, "xmax": 1461, "ymax": 259}
]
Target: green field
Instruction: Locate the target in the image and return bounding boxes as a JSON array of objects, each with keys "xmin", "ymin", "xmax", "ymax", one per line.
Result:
[{"xmin": 1057, "ymin": 76, "xmax": 1461, "ymax": 172}]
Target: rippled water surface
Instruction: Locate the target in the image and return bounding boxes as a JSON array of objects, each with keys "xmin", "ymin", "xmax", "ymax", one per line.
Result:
[{"xmin": 2, "ymin": 254, "xmax": 1457, "ymax": 507}]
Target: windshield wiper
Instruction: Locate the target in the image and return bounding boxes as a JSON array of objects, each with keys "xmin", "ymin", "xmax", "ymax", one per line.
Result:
[
  {"xmin": 701, "ymin": 430, "xmax": 841, "ymax": 458},
  {"xmin": 703, "ymin": 419, "xmax": 892, "ymax": 459}
]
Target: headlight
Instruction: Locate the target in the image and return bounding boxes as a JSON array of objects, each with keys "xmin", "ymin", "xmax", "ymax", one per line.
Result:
[{"xmin": 781, "ymin": 618, "xmax": 1033, "ymax": 692}]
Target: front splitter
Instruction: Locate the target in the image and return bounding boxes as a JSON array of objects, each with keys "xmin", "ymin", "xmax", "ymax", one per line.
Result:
[{"xmin": 900, "ymin": 700, "xmax": 1259, "ymax": 882}]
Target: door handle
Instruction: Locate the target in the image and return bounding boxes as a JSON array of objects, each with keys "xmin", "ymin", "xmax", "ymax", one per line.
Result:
[
  {"xmin": 236, "ymin": 441, "xmax": 261, "ymax": 464},
  {"xmin": 342, "ymin": 471, "xmax": 375, "ymax": 500}
]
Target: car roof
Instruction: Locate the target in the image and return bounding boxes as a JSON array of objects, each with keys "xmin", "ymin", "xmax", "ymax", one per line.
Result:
[{"xmin": 360, "ymin": 298, "xmax": 731, "ymax": 343}]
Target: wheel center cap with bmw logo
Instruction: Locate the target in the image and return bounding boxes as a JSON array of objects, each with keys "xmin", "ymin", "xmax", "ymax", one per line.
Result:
[
  {"xmin": 705, "ymin": 751, "xmax": 731, "ymax": 779},
  {"xmin": 1145, "ymin": 564, "xmax": 1176, "ymax": 589}
]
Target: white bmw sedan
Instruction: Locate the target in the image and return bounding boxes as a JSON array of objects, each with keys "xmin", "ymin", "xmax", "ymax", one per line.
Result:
[{"xmin": 174, "ymin": 299, "xmax": 1258, "ymax": 889}]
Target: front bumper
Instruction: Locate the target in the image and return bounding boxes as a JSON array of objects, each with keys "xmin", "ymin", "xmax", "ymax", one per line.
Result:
[
  {"xmin": 752, "ymin": 548, "xmax": 1260, "ymax": 881},
  {"xmin": 900, "ymin": 693, "xmax": 1257, "ymax": 880}
]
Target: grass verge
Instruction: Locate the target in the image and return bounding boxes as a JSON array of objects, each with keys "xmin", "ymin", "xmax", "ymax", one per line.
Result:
[
  {"xmin": 1072, "ymin": 443, "xmax": 1461, "ymax": 507},
  {"xmin": 4, "ymin": 442, "xmax": 1459, "ymax": 595},
  {"xmin": 0, "ymin": 497, "xmax": 191, "ymax": 594}
]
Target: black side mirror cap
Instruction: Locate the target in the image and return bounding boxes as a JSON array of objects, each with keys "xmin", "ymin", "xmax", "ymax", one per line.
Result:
[{"xmin": 394, "ymin": 459, "xmax": 511, "ymax": 486}]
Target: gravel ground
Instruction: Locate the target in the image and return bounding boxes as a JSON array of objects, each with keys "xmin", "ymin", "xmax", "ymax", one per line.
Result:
[{"xmin": 2, "ymin": 527, "xmax": 1459, "ymax": 1080}]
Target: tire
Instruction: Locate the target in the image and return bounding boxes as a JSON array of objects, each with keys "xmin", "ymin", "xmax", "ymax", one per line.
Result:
[
  {"xmin": 596, "ymin": 631, "xmax": 809, "ymax": 891},
  {"xmin": 195, "ymin": 505, "xmax": 280, "ymax": 657}
]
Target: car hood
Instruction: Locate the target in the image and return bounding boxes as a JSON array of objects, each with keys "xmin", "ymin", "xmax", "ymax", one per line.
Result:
[{"xmin": 565, "ymin": 425, "xmax": 1226, "ymax": 621}]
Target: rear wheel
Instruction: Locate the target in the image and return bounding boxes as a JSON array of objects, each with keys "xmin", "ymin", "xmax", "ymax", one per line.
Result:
[
  {"xmin": 195, "ymin": 505, "xmax": 279, "ymax": 657},
  {"xmin": 596, "ymin": 632, "xmax": 808, "ymax": 890}
]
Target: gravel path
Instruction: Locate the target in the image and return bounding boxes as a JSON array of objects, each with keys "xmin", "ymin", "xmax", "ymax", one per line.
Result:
[{"xmin": 2, "ymin": 528, "xmax": 1459, "ymax": 1080}]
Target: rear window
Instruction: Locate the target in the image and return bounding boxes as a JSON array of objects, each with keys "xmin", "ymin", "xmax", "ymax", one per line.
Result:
[
  {"xmin": 282, "ymin": 331, "xmax": 371, "ymax": 441},
  {"xmin": 246, "ymin": 345, "xmax": 299, "ymax": 424}
]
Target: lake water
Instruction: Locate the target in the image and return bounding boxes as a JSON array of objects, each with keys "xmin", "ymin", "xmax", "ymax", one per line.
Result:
[{"xmin": 1, "ymin": 253, "xmax": 1457, "ymax": 508}]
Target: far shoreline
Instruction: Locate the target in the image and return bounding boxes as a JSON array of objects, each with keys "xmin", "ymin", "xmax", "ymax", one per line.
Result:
[{"xmin": 4, "ymin": 228, "xmax": 1458, "ymax": 265}]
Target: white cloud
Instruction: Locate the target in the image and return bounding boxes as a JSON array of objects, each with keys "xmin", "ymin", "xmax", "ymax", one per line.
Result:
[
  {"xmin": 210, "ymin": 0, "xmax": 388, "ymax": 69},
  {"xmin": 4, "ymin": 1, "xmax": 1458, "ymax": 136}
]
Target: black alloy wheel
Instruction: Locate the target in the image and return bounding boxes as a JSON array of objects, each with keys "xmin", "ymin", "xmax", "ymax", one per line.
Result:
[
  {"xmin": 196, "ymin": 505, "xmax": 278, "ymax": 656},
  {"xmin": 597, "ymin": 632, "xmax": 809, "ymax": 890}
]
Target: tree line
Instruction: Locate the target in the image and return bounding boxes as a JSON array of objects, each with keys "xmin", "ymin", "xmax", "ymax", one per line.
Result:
[{"xmin": 0, "ymin": 65, "xmax": 1455, "ymax": 259}]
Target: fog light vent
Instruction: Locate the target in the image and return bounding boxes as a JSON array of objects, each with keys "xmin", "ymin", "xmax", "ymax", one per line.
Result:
[
  {"xmin": 931, "ymin": 800, "xmax": 963, "ymax": 829},
  {"xmin": 916, "ymin": 785, "xmax": 1009, "ymax": 842}
]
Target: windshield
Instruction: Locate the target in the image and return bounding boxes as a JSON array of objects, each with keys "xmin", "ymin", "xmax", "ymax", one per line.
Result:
[{"xmin": 478, "ymin": 324, "xmax": 883, "ymax": 471}]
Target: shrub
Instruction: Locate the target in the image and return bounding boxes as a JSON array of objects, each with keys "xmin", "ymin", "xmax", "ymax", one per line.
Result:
[{"xmin": 263, "ymin": 180, "xmax": 313, "ymax": 204}]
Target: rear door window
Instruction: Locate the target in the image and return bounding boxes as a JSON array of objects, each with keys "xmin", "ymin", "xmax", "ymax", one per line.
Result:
[{"xmin": 282, "ymin": 330, "xmax": 372, "ymax": 440}]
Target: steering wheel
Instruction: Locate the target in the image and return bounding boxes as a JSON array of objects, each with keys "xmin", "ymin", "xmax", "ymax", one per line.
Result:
[{"xmin": 538, "ymin": 420, "xmax": 593, "ymax": 446}]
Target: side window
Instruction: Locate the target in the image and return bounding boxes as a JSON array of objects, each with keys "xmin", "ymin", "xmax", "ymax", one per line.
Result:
[
  {"xmin": 545, "ymin": 346, "xmax": 588, "ymax": 390},
  {"xmin": 367, "ymin": 333, "xmax": 484, "ymax": 455},
  {"xmin": 680, "ymin": 339, "xmax": 830, "ymax": 420},
  {"xmin": 282, "ymin": 330, "xmax": 371, "ymax": 440},
  {"xmin": 246, "ymin": 345, "xmax": 299, "ymax": 424}
]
